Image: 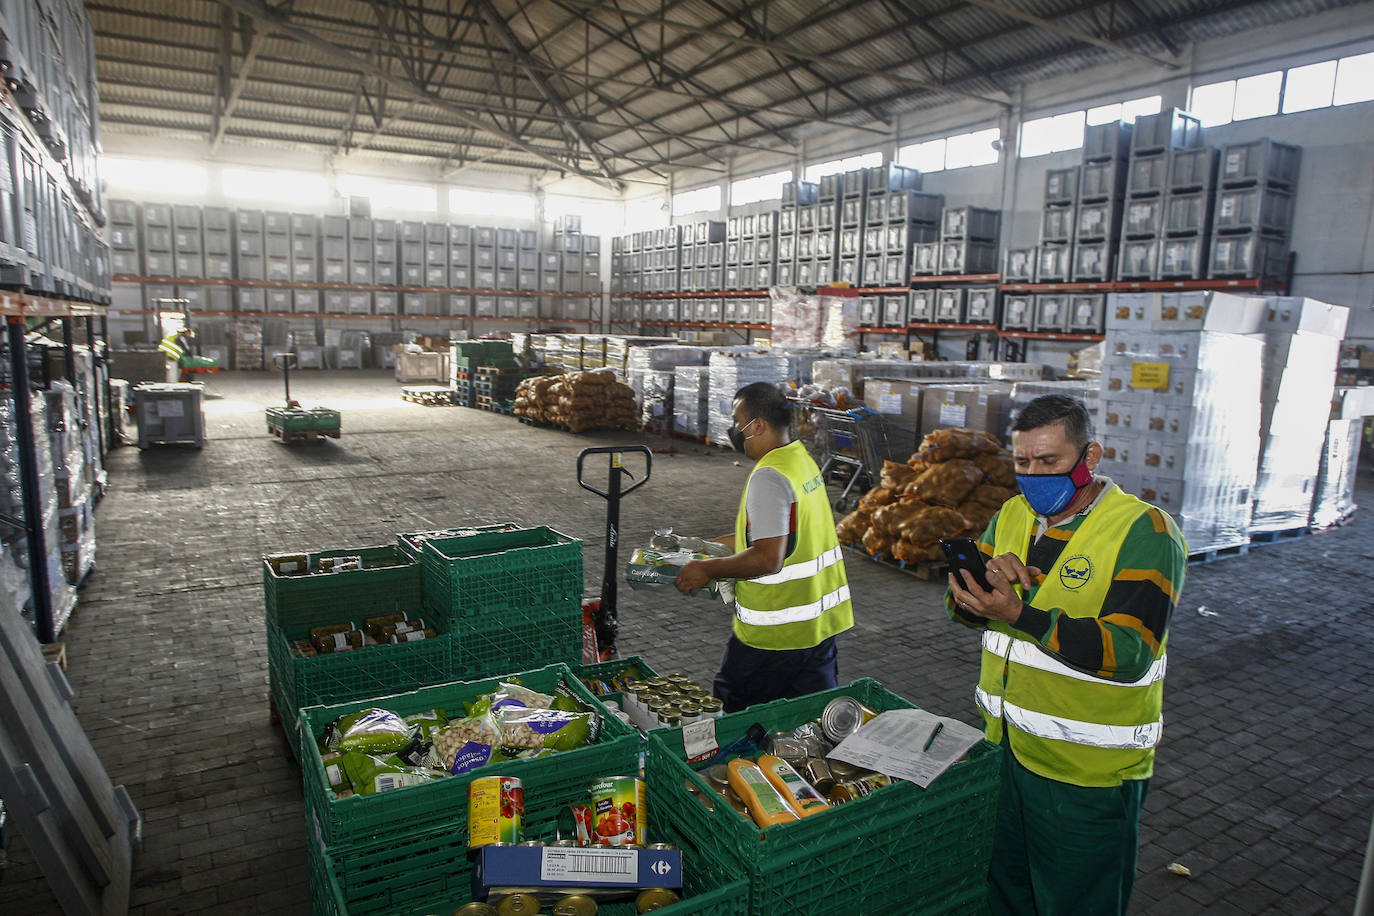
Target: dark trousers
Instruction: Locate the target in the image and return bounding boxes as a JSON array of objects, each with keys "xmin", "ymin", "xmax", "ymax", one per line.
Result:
[
  {"xmin": 989, "ymin": 737, "xmax": 1149, "ymax": 916},
  {"xmin": 712, "ymin": 635, "xmax": 839, "ymax": 713}
]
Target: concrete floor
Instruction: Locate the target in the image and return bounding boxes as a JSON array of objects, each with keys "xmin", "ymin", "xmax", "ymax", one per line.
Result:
[{"xmin": 0, "ymin": 369, "xmax": 1370, "ymax": 915}]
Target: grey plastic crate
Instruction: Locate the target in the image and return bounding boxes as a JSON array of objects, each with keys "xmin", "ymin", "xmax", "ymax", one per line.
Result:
[
  {"xmin": 881, "ymin": 294, "xmax": 908, "ymax": 327},
  {"xmin": 1037, "ymin": 243, "xmax": 1073, "ymax": 283},
  {"xmin": 1072, "ymin": 242, "xmax": 1113, "ymax": 282},
  {"xmin": 912, "ymin": 242, "xmax": 941, "ymax": 275},
  {"xmin": 1067, "ymin": 293, "xmax": 1107, "ymax": 333},
  {"xmin": 883, "ymin": 254, "xmax": 909, "ymax": 286},
  {"xmin": 1169, "ymin": 147, "xmax": 1219, "ymax": 192},
  {"xmin": 1001, "ymin": 294, "xmax": 1034, "ymax": 330},
  {"xmin": 1220, "ymin": 139, "xmax": 1301, "ymax": 187},
  {"xmin": 817, "ymin": 201, "xmax": 838, "ymax": 231},
  {"xmin": 1003, "ymin": 247, "xmax": 1037, "ymax": 283},
  {"xmin": 866, "ymin": 163, "xmax": 922, "ymax": 195},
  {"xmin": 798, "ymin": 206, "xmax": 817, "ymax": 231},
  {"xmin": 887, "ymin": 191, "xmax": 944, "ymax": 224},
  {"xmin": 1213, "ymin": 186, "xmax": 1293, "ymax": 236},
  {"xmin": 941, "ymin": 206, "xmax": 1000, "ymax": 241},
  {"xmin": 935, "ymin": 287, "xmax": 967, "ymax": 323},
  {"xmin": 1131, "ymin": 108, "xmax": 1201, "ymax": 153},
  {"xmin": 1127, "ymin": 153, "xmax": 1169, "ymax": 197},
  {"xmin": 841, "ymin": 196, "xmax": 866, "ymax": 228},
  {"xmin": 1124, "ymin": 198, "xmax": 1164, "ymax": 238},
  {"xmin": 840, "ymin": 227, "xmax": 863, "ymax": 258},
  {"xmin": 1117, "ymin": 238, "xmax": 1161, "ymax": 281},
  {"xmin": 1159, "ymin": 237, "xmax": 1209, "ymax": 280},
  {"xmin": 1033, "ymin": 294, "xmax": 1069, "ymax": 332},
  {"xmin": 857, "ymin": 295, "xmax": 881, "ymax": 326},
  {"xmin": 1084, "ymin": 121, "xmax": 1132, "ymax": 162},
  {"xmin": 940, "ymin": 239, "xmax": 998, "ymax": 275},
  {"xmin": 842, "ymin": 168, "xmax": 868, "ymax": 197},
  {"xmin": 909, "ymin": 288, "xmax": 937, "ymax": 323},
  {"xmin": 1040, "ymin": 206, "xmax": 1076, "ymax": 244},
  {"xmin": 818, "ymin": 173, "xmax": 841, "ymax": 200},
  {"xmin": 861, "ymin": 256, "xmax": 884, "ymax": 286},
  {"xmin": 1210, "ymin": 233, "xmax": 1290, "ymax": 279},
  {"xmin": 836, "ymin": 257, "xmax": 860, "ymax": 285},
  {"xmin": 782, "ymin": 180, "xmax": 820, "ymax": 207},
  {"xmin": 1044, "ymin": 168, "xmax": 1079, "ymax": 204},
  {"xmin": 1164, "ymin": 191, "xmax": 1212, "ymax": 237},
  {"xmin": 133, "ymin": 383, "xmax": 204, "ymax": 448},
  {"xmin": 817, "ymin": 230, "xmax": 837, "ymax": 261},
  {"xmin": 1079, "ymin": 159, "xmax": 1128, "ymax": 202},
  {"xmin": 964, "ymin": 286, "xmax": 1000, "ymax": 325},
  {"xmin": 1075, "ymin": 200, "xmax": 1122, "ymax": 243}
]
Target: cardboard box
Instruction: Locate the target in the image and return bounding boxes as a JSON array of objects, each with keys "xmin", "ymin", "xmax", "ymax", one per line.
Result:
[
  {"xmin": 919, "ymin": 384, "xmax": 1010, "ymax": 441},
  {"xmin": 1265, "ymin": 297, "xmax": 1350, "ymax": 338},
  {"xmin": 473, "ymin": 845, "xmax": 683, "ymax": 899},
  {"xmin": 1153, "ymin": 291, "xmax": 1267, "ymax": 333}
]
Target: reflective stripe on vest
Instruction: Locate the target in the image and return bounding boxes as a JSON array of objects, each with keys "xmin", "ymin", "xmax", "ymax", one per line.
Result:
[
  {"xmin": 159, "ymin": 335, "xmax": 184, "ymax": 360},
  {"xmin": 975, "ymin": 686, "xmax": 1162, "ymax": 750},
  {"xmin": 736, "ymin": 583, "xmax": 851, "ymax": 627},
  {"xmin": 981, "ymin": 630, "xmax": 1167, "ymax": 689},
  {"xmin": 747, "ymin": 545, "xmax": 843, "ymax": 586}
]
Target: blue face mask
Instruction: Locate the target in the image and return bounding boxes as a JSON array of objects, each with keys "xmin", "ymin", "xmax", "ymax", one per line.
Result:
[{"xmin": 1015, "ymin": 445, "xmax": 1094, "ymax": 517}]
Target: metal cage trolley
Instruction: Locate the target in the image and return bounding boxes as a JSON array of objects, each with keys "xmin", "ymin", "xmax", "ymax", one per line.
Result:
[{"xmin": 809, "ymin": 406, "xmax": 891, "ymax": 513}]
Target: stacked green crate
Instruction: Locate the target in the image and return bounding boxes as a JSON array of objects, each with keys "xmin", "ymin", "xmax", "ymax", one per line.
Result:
[
  {"xmin": 647, "ymin": 679, "xmax": 1002, "ymax": 916},
  {"xmin": 300, "ymin": 664, "xmax": 740, "ymax": 916},
  {"xmin": 265, "ymin": 545, "xmax": 443, "ymax": 759},
  {"xmin": 417, "ymin": 526, "xmax": 584, "ymax": 680}
]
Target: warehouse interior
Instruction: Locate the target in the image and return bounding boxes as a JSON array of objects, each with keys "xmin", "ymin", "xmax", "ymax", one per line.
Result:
[{"xmin": 0, "ymin": 0, "xmax": 1372, "ymax": 914}]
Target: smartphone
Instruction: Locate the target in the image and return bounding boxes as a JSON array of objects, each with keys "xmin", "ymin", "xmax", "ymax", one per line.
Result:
[{"xmin": 939, "ymin": 537, "xmax": 993, "ymax": 592}]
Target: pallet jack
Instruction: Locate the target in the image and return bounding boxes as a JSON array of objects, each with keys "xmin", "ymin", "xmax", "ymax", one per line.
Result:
[
  {"xmin": 576, "ymin": 446, "xmax": 652, "ymax": 660},
  {"xmin": 265, "ymin": 353, "xmax": 342, "ymax": 443}
]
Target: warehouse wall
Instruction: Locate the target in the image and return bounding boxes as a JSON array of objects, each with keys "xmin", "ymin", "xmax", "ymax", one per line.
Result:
[{"xmin": 672, "ymin": 3, "xmax": 1374, "ymax": 342}]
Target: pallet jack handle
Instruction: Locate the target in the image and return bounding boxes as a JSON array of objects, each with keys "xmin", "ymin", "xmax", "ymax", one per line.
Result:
[
  {"xmin": 272, "ymin": 352, "xmax": 298, "ymax": 406},
  {"xmin": 577, "ymin": 446, "xmax": 652, "ymax": 656}
]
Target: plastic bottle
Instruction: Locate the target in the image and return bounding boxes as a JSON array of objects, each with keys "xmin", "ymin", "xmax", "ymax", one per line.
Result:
[
  {"xmin": 757, "ymin": 754, "xmax": 830, "ymax": 817},
  {"xmin": 698, "ymin": 723, "xmax": 767, "ymax": 768},
  {"xmin": 727, "ymin": 758, "xmax": 800, "ymax": 828}
]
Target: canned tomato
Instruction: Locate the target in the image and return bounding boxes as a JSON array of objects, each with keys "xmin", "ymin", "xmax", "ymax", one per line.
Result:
[
  {"xmin": 820, "ymin": 696, "xmax": 878, "ymax": 743},
  {"xmin": 568, "ymin": 803, "xmax": 594, "ymax": 845},
  {"xmin": 827, "ymin": 772, "xmax": 891, "ymax": 804},
  {"xmin": 589, "ymin": 776, "xmax": 647, "ymax": 847},
  {"xmin": 468, "ymin": 776, "xmax": 523, "ymax": 847}
]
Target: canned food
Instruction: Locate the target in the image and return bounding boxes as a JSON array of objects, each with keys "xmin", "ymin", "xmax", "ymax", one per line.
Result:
[
  {"xmin": 495, "ymin": 894, "xmax": 542, "ymax": 916},
  {"xmin": 601, "ymin": 699, "xmax": 620, "ymax": 712},
  {"xmin": 645, "ymin": 678, "xmax": 671, "ymax": 690},
  {"xmin": 665, "ymin": 673, "xmax": 692, "ymax": 685},
  {"xmin": 589, "ymin": 776, "xmax": 647, "ymax": 846},
  {"xmin": 828, "ymin": 772, "xmax": 891, "ymax": 804},
  {"xmin": 790, "ymin": 721, "xmax": 831, "ymax": 756},
  {"xmin": 614, "ymin": 711, "xmax": 634, "ymax": 727},
  {"xmin": 699, "ymin": 697, "xmax": 723, "ymax": 717},
  {"xmin": 703, "ymin": 765, "xmax": 730, "ymax": 792},
  {"xmin": 820, "ymin": 697, "xmax": 878, "ymax": 743},
  {"xmin": 677, "ymin": 701, "xmax": 702, "ymax": 722},
  {"xmin": 569, "ymin": 804, "xmax": 593, "ymax": 845},
  {"xmin": 518, "ymin": 840, "xmax": 547, "ymax": 847},
  {"xmin": 767, "ymin": 735, "xmax": 809, "ymax": 765},
  {"xmin": 660, "ymin": 714, "xmax": 681, "ymax": 728},
  {"xmin": 646, "ymin": 842, "xmax": 676, "ymax": 851},
  {"xmin": 551, "ymin": 839, "xmax": 579, "ymax": 848},
  {"xmin": 636, "ymin": 889, "xmax": 682, "ymax": 912},
  {"xmin": 801, "ymin": 757, "xmax": 836, "ymax": 795},
  {"xmin": 552, "ymin": 894, "xmax": 598, "ymax": 916},
  {"xmin": 469, "ymin": 776, "xmax": 523, "ymax": 847},
  {"xmin": 452, "ymin": 903, "xmax": 499, "ymax": 916}
]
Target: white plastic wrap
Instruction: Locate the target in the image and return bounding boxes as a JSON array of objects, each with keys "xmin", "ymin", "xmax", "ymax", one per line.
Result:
[
  {"xmin": 673, "ymin": 366, "xmax": 711, "ymax": 438},
  {"xmin": 1311, "ymin": 419, "xmax": 1361, "ymax": 529},
  {"xmin": 1098, "ymin": 324, "xmax": 1262, "ymax": 554},
  {"xmin": 706, "ymin": 351, "xmax": 793, "ymax": 446},
  {"xmin": 1251, "ymin": 331, "xmax": 1341, "ymax": 533},
  {"xmin": 1008, "ymin": 381, "xmax": 1101, "ymax": 442},
  {"xmin": 768, "ymin": 288, "xmax": 859, "ymax": 350},
  {"xmin": 639, "ymin": 370, "xmax": 675, "ymax": 432}
]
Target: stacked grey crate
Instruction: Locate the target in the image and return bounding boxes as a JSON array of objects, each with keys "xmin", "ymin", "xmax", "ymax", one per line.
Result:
[
  {"xmin": 399, "ymin": 220, "xmax": 424, "ymax": 287},
  {"xmin": 140, "ymin": 203, "xmax": 173, "ymax": 280},
  {"xmin": 1156, "ymin": 144, "xmax": 1217, "ymax": 281},
  {"xmin": 775, "ymin": 179, "xmax": 816, "ymax": 288},
  {"xmin": 834, "ymin": 168, "xmax": 871, "ymax": 287},
  {"xmin": 800, "ymin": 173, "xmax": 842, "ymax": 288},
  {"xmin": 107, "ymin": 199, "xmax": 138, "ymax": 280},
  {"xmin": 1209, "ymin": 139, "xmax": 1300, "ymax": 283},
  {"xmin": 1124, "ymin": 109, "xmax": 1201, "ymax": 281},
  {"xmin": 347, "ymin": 216, "xmax": 373, "ymax": 285},
  {"xmin": 320, "ymin": 215, "xmax": 346, "ymax": 284},
  {"xmin": 261, "ymin": 211, "xmax": 288, "ymax": 282},
  {"xmin": 931, "ymin": 206, "xmax": 999, "ymax": 326},
  {"xmin": 884, "ymin": 186, "xmax": 941, "ymax": 326}
]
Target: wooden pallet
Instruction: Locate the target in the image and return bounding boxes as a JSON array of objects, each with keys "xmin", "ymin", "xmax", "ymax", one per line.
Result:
[
  {"xmin": 1187, "ymin": 542, "xmax": 1250, "ymax": 565},
  {"xmin": 270, "ymin": 425, "xmax": 341, "ymax": 442},
  {"xmin": 842, "ymin": 544, "xmax": 949, "ymax": 581},
  {"xmin": 400, "ymin": 385, "xmax": 456, "ymax": 406},
  {"xmin": 1248, "ymin": 526, "xmax": 1310, "ymax": 546}
]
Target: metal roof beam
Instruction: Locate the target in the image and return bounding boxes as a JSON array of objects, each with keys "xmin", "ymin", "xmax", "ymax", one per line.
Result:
[
  {"xmin": 883, "ymin": 0, "xmax": 1011, "ymax": 95},
  {"xmin": 1119, "ymin": 0, "xmax": 1182, "ymax": 56},
  {"xmin": 210, "ymin": 13, "xmax": 266, "ymax": 152},
  {"xmin": 210, "ymin": 0, "xmax": 617, "ymax": 188},
  {"xmin": 473, "ymin": 0, "xmax": 620, "ymax": 187},
  {"xmin": 959, "ymin": 0, "xmax": 1180, "ymax": 69}
]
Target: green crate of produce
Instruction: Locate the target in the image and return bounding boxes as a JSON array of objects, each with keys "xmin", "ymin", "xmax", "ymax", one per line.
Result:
[
  {"xmin": 264, "ymin": 545, "xmax": 420, "ymax": 628},
  {"xmin": 267, "ymin": 608, "xmax": 450, "ymax": 760},
  {"xmin": 309, "ymin": 750, "xmax": 746, "ymax": 916},
  {"xmin": 299, "ymin": 663, "xmax": 638, "ymax": 851},
  {"xmin": 647, "ymin": 679, "xmax": 1002, "ymax": 916},
  {"xmin": 419, "ymin": 526, "xmax": 582, "ymax": 624},
  {"xmin": 452, "ymin": 607, "xmax": 582, "ymax": 682},
  {"xmin": 395, "ymin": 523, "xmax": 521, "ymax": 562},
  {"xmin": 266, "ymin": 405, "xmax": 341, "ymax": 433},
  {"xmin": 573, "ymin": 656, "xmax": 660, "ymax": 708}
]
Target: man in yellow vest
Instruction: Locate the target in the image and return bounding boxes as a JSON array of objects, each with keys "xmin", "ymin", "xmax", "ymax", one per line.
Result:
[
  {"xmin": 675, "ymin": 382, "xmax": 854, "ymax": 712},
  {"xmin": 946, "ymin": 394, "xmax": 1186, "ymax": 916}
]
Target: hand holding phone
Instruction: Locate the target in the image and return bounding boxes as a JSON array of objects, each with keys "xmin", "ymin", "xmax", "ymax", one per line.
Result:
[{"xmin": 939, "ymin": 537, "xmax": 993, "ymax": 592}]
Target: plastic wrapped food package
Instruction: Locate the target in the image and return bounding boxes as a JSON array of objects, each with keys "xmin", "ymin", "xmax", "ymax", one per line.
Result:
[{"xmin": 626, "ymin": 530, "xmax": 735, "ymax": 603}]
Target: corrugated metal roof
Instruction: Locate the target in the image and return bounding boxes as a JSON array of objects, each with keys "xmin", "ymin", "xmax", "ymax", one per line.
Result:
[{"xmin": 91, "ymin": 0, "xmax": 1367, "ymax": 185}]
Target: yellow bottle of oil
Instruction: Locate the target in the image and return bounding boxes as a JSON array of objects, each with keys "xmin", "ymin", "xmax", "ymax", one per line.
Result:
[
  {"xmin": 757, "ymin": 754, "xmax": 830, "ymax": 817},
  {"xmin": 727, "ymin": 758, "xmax": 800, "ymax": 828}
]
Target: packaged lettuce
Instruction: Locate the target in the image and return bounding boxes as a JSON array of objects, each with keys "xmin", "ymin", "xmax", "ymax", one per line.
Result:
[
  {"xmin": 321, "ymin": 708, "xmax": 416, "ymax": 755},
  {"xmin": 495, "ymin": 707, "xmax": 596, "ymax": 750},
  {"xmin": 339, "ymin": 752, "xmax": 446, "ymax": 796},
  {"xmin": 434, "ymin": 708, "xmax": 501, "ymax": 775}
]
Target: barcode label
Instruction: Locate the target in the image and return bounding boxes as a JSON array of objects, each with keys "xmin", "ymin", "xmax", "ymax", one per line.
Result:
[
  {"xmin": 375, "ymin": 775, "xmax": 397, "ymax": 792},
  {"xmin": 540, "ymin": 848, "xmax": 639, "ymax": 885}
]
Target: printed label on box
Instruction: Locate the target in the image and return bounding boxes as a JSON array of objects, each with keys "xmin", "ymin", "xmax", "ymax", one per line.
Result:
[
  {"xmin": 156, "ymin": 400, "xmax": 185, "ymax": 417},
  {"xmin": 939, "ymin": 403, "xmax": 968, "ymax": 426},
  {"xmin": 1131, "ymin": 362, "xmax": 1171, "ymax": 391},
  {"xmin": 877, "ymin": 393, "xmax": 902, "ymax": 415},
  {"xmin": 541, "ymin": 848, "xmax": 639, "ymax": 885},
  {"xmin": 683, "ymin": 718, "xmax": 719, "ymax": 763}
]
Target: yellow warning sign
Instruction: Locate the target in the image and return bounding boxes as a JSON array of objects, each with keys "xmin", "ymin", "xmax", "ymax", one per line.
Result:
[{"xmin": 1131, "ymin": 362, "xmax": 1171, "ymax": 390}]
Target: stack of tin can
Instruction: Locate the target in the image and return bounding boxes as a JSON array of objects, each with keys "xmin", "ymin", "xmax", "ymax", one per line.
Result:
[{"xmin": 621, "ymin": 673, "xmax": 724, "ymax": 729}]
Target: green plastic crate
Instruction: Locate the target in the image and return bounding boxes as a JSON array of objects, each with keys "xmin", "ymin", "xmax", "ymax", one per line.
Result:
[
  {"xmin": 646, "ymin": 678, "xmax": 1002, "ymax": 916},
  {"xmin": 264, "ymin": 545, "xmax": 420, "ymax": 629},
  {"xmin": 419, "ymin": 526, "xmax": 582, "ymax": 624},
  {"xmin": 309, "ymin": 754, "xmax": 746, "ymax": 916},
  {"xmin": 394, "ymin": 523, "xmax": 520, "ymax": 562},
  {"xmin": 266, "ymin": 406, "xmax": 341, "ymax": 432},
  {"xmin": 267, "ymin": 609, "xmax": 451, "ymax": 761},
  {"xmin": 299, "ymin": 664, "xmax": 639, "ymax": 851},
  {"xmin": 452, "ymin": 608, "xmax": 582, "ymax": 682}
]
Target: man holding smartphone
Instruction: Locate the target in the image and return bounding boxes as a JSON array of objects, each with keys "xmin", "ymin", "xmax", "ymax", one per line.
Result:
[
  {"xmin": 946, "ymin": 394, "xmax": 1186, "ymax": 916},
  {"xmin": 674, "ymin": 382, "xmax": 853, "ymax": 712}
]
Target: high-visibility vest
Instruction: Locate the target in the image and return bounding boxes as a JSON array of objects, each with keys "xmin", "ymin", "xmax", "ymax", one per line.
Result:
[
  {"xmin": 158, "ymin": 333, "xmax": 185, "ymax": 362},
  {"xmin": 977, "ymin": 486, "xmax": 1179, "ymax": 787},
  {"xmin": 732, "ymin": 440, "xmax": 853, "ymax": 651}
]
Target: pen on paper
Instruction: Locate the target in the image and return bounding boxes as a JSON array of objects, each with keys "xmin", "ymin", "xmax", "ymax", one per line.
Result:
[{"xmin": 923, "ymin": 721, "xmax": 944, "ymax": 753}]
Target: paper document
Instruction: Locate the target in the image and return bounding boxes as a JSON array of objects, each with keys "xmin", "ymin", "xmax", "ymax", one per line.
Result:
[{"xmin": 826, "ymin": 709, "xmax": 984, "ymax": 789}]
